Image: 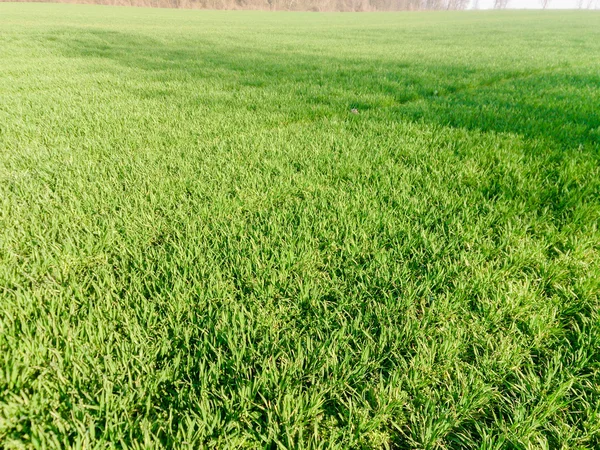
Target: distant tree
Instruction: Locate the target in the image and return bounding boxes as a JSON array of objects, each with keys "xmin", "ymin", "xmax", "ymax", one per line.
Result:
[
  {"xmin": 446, "ymin": 0, "xmax": 469, "ymax": 9},
  {"xmin": 420, "ymin": 0, "xmax": 442, "ymax": 9},
  {"xmin": 493, "ymin": 0, "xmax": 509, "ymax": 8},
  {"xmin": 540, "ymin": 0, "xmax": 550, "ymax": 7}
]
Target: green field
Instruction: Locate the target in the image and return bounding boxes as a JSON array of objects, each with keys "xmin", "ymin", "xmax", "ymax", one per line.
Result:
[{"xmin": 1, "ymin": 4, "xmax": 600, "ymax": 448}]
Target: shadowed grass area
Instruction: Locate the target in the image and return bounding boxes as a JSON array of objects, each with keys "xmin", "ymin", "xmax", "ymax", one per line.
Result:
[{"xmin": 1, "ymin": 4, "xmax": 599, "ymax": 448}]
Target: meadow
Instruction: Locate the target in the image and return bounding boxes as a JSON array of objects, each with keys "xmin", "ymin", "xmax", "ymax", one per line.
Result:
[{"xmin": 1, "ymin": 4, "xmax": 599, "ymax": 448}]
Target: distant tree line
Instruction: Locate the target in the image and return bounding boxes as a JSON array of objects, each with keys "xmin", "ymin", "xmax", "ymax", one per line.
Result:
[
  {"xmin": 225, "ymin": 0, "xmax": 472, "ymax": 10},
  {"xmin": 8, "ymin": 0, "xmax": 600, "ymax": 10},
  {"xmin": 9, "ymin": 0, "xmax": 472, "ymax": 10}
]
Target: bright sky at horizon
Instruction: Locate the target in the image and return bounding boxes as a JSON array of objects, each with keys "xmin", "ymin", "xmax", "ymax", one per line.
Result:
[{"xmin": 470, "ymin": 0, "xmax": 598, "ymax": 8}]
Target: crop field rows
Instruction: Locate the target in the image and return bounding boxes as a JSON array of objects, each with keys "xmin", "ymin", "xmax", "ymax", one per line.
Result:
[{"xmin": 1, "ymin": 4, "xmax": 599, "ymax": 448}]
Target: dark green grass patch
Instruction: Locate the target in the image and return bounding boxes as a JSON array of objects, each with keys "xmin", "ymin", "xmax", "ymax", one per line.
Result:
[{"xmin": 1, "ymin": 4, "xmax": 599, "ymax": 448}]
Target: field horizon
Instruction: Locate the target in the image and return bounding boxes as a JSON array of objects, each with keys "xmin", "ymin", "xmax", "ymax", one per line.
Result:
[
  {"xmin": 3, "ymin": 0, "xmax": 469, "ymax": 11},
  {"xmin": 3, "ymin": 0, "xmax": 600, "ymax": 11},
  {"xmin": 1, "ymin": 3, "xmax": 599, "ymax": 448}
]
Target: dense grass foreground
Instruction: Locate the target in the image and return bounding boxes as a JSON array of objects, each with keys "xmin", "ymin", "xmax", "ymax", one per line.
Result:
[{"xmin": 1, "ymin": 4, "xmax": 600, "ymax": 448}]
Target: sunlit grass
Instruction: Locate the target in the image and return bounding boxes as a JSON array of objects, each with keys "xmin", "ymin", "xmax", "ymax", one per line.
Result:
[{"xmin": 1, "ymin": 4, "xmax": 599, "ymax": 448}]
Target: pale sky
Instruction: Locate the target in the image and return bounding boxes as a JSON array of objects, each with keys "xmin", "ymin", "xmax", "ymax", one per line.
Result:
[{"xmin": 470, "ymin": 0, "xmax": 598, "ymax": 8}]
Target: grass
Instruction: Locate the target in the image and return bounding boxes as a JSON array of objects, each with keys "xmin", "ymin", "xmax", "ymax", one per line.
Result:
[{"xmin": 1, "ymin": 3, "xmax": 599, "ymax": 448}]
